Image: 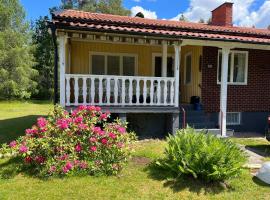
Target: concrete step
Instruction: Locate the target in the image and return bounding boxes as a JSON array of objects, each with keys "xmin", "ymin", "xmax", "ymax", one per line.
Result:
[{"xmin": 186, "ymin": 122, "xmax": 216, "ymax": 129}]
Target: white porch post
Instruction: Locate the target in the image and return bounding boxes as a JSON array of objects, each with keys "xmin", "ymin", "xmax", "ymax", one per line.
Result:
[
  {"xmin": 58, "ymin": 35, "xmax": 68, "ymax": 107},
  {"xmin": 220, "ymin": 47, "xmax": 230, "ymax": 137},
  {"xmin": 174, "ymin": 45, "xmax": 181, "ymax": 107},
  {"xmin": 162, "ymin": 40, "xmax": 168, "ymax": 77}
]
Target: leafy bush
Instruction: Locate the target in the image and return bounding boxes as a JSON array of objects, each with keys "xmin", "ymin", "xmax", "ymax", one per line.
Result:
[
  {"xmin": 156, "ymin": 127, "xmax": 247, "ymax": 182},
  {"xmin": 0, "ymin": 106, "xmax": 136, "ymax": 177}
]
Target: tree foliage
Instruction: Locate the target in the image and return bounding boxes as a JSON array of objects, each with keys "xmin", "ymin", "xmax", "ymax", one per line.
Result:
[
  {"xmin": 179, "ymin": 14, "xmax": 188, "ymax": 22},
  {"xmin": 61, "ymin": 0, "xmax": 130, "ymax": 15},
  {"xmin": 32, "ymin": 16, "xmax": 54, "ymax": 100},
  {"xmin": 0, "ymin": 0, "xmax": 37, "ymax": 99}
]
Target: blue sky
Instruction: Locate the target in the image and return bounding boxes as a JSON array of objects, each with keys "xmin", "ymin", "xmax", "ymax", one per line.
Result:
[{"xmin": 21, "ymin": 0, "xmax": 270, "ymax": 28}]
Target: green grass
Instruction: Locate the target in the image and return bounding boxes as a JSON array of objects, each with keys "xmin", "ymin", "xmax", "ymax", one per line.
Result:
[
  {"xmin": 0, "ymin": 100, "xmax": 53, "ymax": 144},
  {"xmin": 0, "ymin": 101, "xmax": 270, "ymax": 199}
]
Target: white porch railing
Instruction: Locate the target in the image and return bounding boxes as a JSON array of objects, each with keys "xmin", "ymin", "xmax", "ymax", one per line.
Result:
[{"xmin": 65, "ymin": 74, "xmax": 177, "ymax": 107}]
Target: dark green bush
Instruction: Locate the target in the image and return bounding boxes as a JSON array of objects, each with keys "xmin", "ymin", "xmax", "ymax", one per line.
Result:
[{"xmin": 156, "ymin": 127, "xmax": 247, "ymax": 182}]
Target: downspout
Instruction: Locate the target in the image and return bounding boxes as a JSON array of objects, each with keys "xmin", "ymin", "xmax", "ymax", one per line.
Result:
[{"xmin": 51, "ymin": 25, "xmax": 59, "ymax": 105}]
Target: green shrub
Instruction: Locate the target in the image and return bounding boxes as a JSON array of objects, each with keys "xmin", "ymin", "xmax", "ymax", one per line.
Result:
[
  {"xmin": 0, "ymin": 105, "xmax": 136, "ymax": 177},
  {"xmin": 156, "ymin": 127, "xmax": 247, "ymax": 182}
]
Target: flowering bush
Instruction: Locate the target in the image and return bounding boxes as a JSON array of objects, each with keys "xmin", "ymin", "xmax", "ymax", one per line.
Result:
[{"xmin": 0, "ymin": 106, "xmax": 136, "ymax": 177}]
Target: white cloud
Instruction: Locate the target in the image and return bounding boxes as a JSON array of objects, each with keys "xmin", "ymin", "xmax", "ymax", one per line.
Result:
[
  {"xmin": 133, "ymin": 0, "xmax": 141, "ymax": 2},
  {"xmin": 172, "ymin": 0, "xmax": 270, "ymax": 28},
  {"xmin": 131, "ymin": 6, "xmax": 157, "ymax": 19}
]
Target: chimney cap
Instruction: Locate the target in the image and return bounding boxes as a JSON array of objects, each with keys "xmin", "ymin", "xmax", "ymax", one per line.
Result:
[{"xmin": 211, "ymin": 2, "xmax": 234, "ymax": 12}]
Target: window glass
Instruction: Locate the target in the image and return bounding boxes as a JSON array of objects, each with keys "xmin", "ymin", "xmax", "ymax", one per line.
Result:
[
  {"xmin": 233, "ymin": 53, "xmax": 246, "ymax": 83},
  {"xmin": 123, "ymin": 56, "xmax": 135, "ymax": 76},
  {"xmin": 107, "ymin": 56, "xmax": 120, "ymax": 75},
  {"xmin": 185, "ymin": 54, "xmax": 192, "ymax": 84},
  {"xmin": 167, "ymin": 57, "xmax": 174, "ymax": 77},
  {"xmin": 218, "ymin": 51, "xmax": 246, "ymax": 84},
  {"xmin": 92, "ymin": 55, "xmax": 105, "ymax": 75}
]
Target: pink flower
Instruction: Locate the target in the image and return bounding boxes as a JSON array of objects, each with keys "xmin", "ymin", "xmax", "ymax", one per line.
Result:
[
  {"xmin": 75, "ymin": 144, "xmax": 82, "ymax": 152},
  {"xmin": 24, "ymin": 156, "xmax": 32, "ymax": 163},
  {"xmin": 25, "ymin": 128, "xmax": 38, "ymax": 136},
  {"xmin": 101, "ymin": 138, "xmax": 108, "ymax": 145},
  {"xmin": 100, "ymin": 113, "xmax": 108, "ymax": 120},
  {"xmin": 35, "ymin": 156, "xmax": 45, "ymax": 164},
  {"xmin": 57, "ymin": 118, "xmax": 70, "ymax": 130},
  {"xmin": 74, "ymin": 116, "xmax": 83, "ymax": 124},
  {"xmin": 49, "ymin": 166, "xmax": 56, "ymax": 173},
  {"xmin": 19, "ymin": 145, "xmax": 28, "ymax": 153},
  {"xmin": 59, "ymin": 154, "xmax": 69, "ymax": 160},
  {"xmin": 9, "ymin": 140, "xmax": 17, "ymax": 148},
  {"xmin": 90, "ymin": 146, "xmax": 97, "ymax": 152},
  {"xmin": 95, "ymin": 106, "xmax": 101, "ymax": 112},
  {"xmin": 118, "ymin": 127, "xmax": 126, "ymax": 134},
  {"xmin": 74, "ymin": 160, "xmax": 80, "ymax": 165},
  {"xmin": 79, "ymin": 161, "xmax": 88, "ymax": 169},
  {"xmin": 78, "ymin": 105, "xmax": 87, "ymax": 111},
  {"xmin": 87, "ymin": 106, "xmax": 96, "ymax": 111},
  {"xmin": 78, "ymin": 123, "xmax": 88, "ymax": 130},
  {"xmin": 71, "ymin": 110, "xmax": 78, "ymax": 117},
  {"xmin": 92, "ymin": 126, "xmax": 101, "ymax": 133},
  {"xmin": 89, "ymin": 137, "xmax": 97, "ymax": 143},
  {"xmin": 117, "ymin": 142, "xmax": 124, "ymax": 148},
  {"xmin": 65, "ymin": 161, "xmax": 73, "ymax": 170},
  {"xmin": 37, "ymin": 117, "xmax": 47, "ymax": 128},
  {"xmin": 109, "ymin": 132, "xmax": 116, "ymax": 139}
]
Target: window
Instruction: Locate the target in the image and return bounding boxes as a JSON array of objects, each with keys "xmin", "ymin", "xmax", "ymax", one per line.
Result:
[
  {"xmin": 90, "ymin": 53, "xmax": 137, "ymax": 76},
  {"xmin": 227, "ymin": 112, "xmax": 241, "ymax": 125},
  {"xmin": 218, "ymin": 51, "xmax": 248, "ymax": 85},
  {"xmin": 153, "ymin": 56, "xmax": 174, "ymax": 77},
  {"xmin": 185, "ymin": 53, "xmax": 192, "ymax": 84}
]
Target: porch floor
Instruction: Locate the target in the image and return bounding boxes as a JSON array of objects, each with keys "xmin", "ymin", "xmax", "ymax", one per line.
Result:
[{"xmin": 65, "ymin": 106, "xmax": 180, "ymax": 114}]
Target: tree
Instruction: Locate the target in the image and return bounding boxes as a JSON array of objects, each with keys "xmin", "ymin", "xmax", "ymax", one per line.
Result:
[
  {"xmin": 179, "ymin": 14, "xmax": 187, "ymax": 22},
  {"xmin": 198, "ymin": 18, "xmax": 205, "ymax": 23},
  {"xmin": 32, "ymin": 16, "xmax": 54, "ymax": 100},
  {"xmin": 268, "ymin": 25, "xmax": 270, "ymax": 30},
  {"xmin": 60, "ymin": 0, "xmax": 130, "ymax": 16},
  {"xmin": 0, "ymin": 0, "xmax": 37, "ymax": 99},
  {"xmin": 135, "ymin": 12, "xmax": 144, "ymax": 18}
]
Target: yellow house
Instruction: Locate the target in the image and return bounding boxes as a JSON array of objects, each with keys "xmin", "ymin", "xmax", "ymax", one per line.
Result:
[{"xmin": 49, "ymin": 3, "xmax": 270, "ymax": 136}]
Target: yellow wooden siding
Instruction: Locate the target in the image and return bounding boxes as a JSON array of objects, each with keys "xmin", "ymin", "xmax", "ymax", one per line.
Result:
[
  {"xmin": 180, "ymin": 46, "xmax": 202, "ymax": 103},
  {"xmin": 70, "ymin": 40, "xmax": 175, "ymax": 76}
]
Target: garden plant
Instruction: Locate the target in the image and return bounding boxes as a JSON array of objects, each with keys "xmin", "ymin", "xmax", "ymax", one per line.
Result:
[
  {"xmin": 156, "ymin": 127, "xmax": 247, "ymax": 182},
  {"xmin": 0, "ymin": 105, "xmax": 136, "ymax": 177}
]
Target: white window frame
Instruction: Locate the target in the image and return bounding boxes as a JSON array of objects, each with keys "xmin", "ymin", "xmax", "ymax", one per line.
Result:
[
  {"xmin": 217, "ymin": 50, "xmax": 249, "ymax": 85},
  {"xmin": 227, "ymin": 112, "xmax": 241, "ymax": 125},
  {"xmin": 89, "ymin": 52, "xmax": 138, "ymax": 76},
  {"xmin": 151, "ymin": 53, "xmax": 175, "ymax": 77},
  {"xmin": 184, "ymin": 52, "xmax": 192, "ymax": 85}
]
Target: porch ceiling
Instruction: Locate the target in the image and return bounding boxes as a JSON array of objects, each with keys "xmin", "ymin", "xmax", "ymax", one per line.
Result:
[{"xmin": 50, "ymin": 9, "xmax": 270, "ymax": 46}]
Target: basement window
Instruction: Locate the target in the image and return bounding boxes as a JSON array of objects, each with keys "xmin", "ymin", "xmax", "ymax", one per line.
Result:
[
  {"xmin": 227, "ymin": 112, "xmax": 241, "ymax": 125},
  {"xmin": 217, "ymin": 50, "xmax": 248, "ymax": 85}
]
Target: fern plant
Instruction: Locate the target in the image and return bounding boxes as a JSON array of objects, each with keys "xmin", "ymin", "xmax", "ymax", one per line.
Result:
[{"xmin": 156, "ymin": 127, "xmax": 247, "ymax": 182}]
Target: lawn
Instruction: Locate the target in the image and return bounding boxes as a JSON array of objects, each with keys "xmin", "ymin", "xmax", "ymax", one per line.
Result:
[{"xmin": 0, "ymin": 101, "xmax": 270, "ymax": 200}]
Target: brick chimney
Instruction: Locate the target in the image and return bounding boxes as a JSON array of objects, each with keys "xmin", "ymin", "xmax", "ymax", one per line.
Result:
[{"xmin": 211, "ymin": 2, "xmax": 233, "ymax": 27}]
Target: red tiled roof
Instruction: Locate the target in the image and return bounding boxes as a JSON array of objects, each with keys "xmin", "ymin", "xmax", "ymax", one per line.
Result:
[{"xmin": 51, "ymin": 9, "xmax": 270, "ymax": 45}]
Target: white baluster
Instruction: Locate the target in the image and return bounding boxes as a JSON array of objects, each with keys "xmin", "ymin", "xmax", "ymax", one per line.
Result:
[
  {"xmin": 114, "ymin": 78, "xmax": 118, "ymax": 105},
  {"xmin": 164, "ymin": 80, "xmax": 168, "ymax": 105},
  {"xmin": 129, "ymin": 78, "xmax": 132, "ymax": 105},
  {"xmin": 136, "ymin": 78, "xmax": 140, "ymax": 105},
  {"xmin": 74, "ymin": 77, "xmax": 79, "ymax": 105},
  {"xmin": 143, "ymin": 78, "xmax": 147, "ymax": 105},
  {"xmin": 99, "ymin": 78, "xmax": 103, "ymax": 105},
  {"xmin": 90, "ymin": 78, "xmax": 95, "ymax": 104},
  {"xmin": 150, "ymin": 79, "xmax": 154, "ymax": 106},
  {"xmin": 121, "ymin": 79, "xmax": 125, "ymax": 105},
  {"xmin": 83, "ymin": 77, "xmax": 87, "ymax": 104},
  {"xmin": 106, "ymin": 78, "xmax": 110, "ymax": 105},
  {"xmin": 66, "ymin": 76, "xmax": 70, "ymax": 106},
  {"xmin": 156, "ymin": 79, "xmax": 161, "ymax": 106},
  {"xmin": 170, "ymin": 80, "xmax": 175, "ymax": 106}
]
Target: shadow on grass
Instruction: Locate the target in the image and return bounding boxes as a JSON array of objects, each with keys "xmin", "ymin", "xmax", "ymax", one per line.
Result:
[
  {"xmin": 145, "ymin": 163, "xmax": 233, "ymax": 195},
  {"xmin": 245, "ymin": 145, "xmax": 270, "ymax": 157},
  {"xmin": 0, "ymin": 115, "xmax": 44, "ymax": 144}
]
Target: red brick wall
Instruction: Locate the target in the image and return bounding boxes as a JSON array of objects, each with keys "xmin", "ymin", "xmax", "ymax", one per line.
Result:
[
  {"xmin": 202, "ymin": 46, "xmax": 270, "ymax": 113},
  {"xmin": 211, "ymin": 3, "xmax": 233, "ymax": 27}
]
